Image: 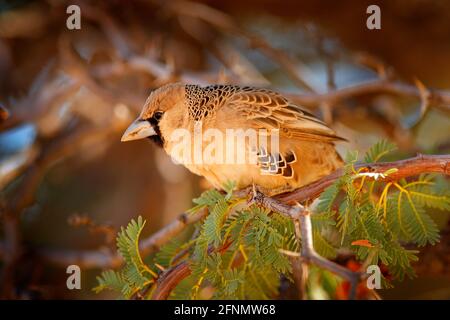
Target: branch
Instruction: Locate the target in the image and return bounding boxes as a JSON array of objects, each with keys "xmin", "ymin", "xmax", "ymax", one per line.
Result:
[
  {"xmin": 151, "ymin": 261, "xmax": 191, "ymax": 300},
  {"xmin": 295, "ymin": 212, "xmax": 361, "ymax": 299},
  {"xmin": 284, "ymin": 80, "xmax": 450, "ymax": 114},
  {"xmin": 0, "ymin": 105, "xmax": 9, "ymax": 123},
  {"xmin": 151, "ymin": 238, "xmax": 234, "ymax": 300},
  {"xmin": 165, "ymin": 0, "xmax": 316, "ymax": 92},
  {"xmin": 8, "ymin": 125, "xmax": 116, "ymax": 216},
  {"xmin": 162, "ymin": 1, "xmax": 450, "ymax": 114},
  {"xmin": 151, "ymin": 188, "xmax": 364, "ymax": 300},
  {"xmin": 1, "ymin": 208, "xmax": 209, "ymax": 269},
  {"xmin": 249, "ymin": 190, "xmax": 362, "ymax": 300},
  {"xmin": 277, "ymin": 154, "xmax": 450, "ymax": 203},
  {"xmin": 4, "ymin": 154, "xmax": 446, "ymax": 269},
  {"xmin": 0, "ymin": 155, "xmax": 450, "ymax": 272},
  {"xmin": 151, "ymin": 154, "xmax": 449, "ymax": 299},
  {"xmin": 139, "ymin": 208, "xmax": 208, "ymax": 257}
]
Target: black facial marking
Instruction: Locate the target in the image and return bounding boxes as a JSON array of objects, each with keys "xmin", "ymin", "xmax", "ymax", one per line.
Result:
[
  {"xmin": 146, "ymin": 115, "xmax": 164, "ymax": 147},
  {"xmin": 154, "ymin": 111, "xmax": 163, "ymax": 121}
]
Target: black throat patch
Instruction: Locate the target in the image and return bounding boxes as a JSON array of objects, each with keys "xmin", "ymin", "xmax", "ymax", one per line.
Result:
[{"xmin": 146, "ymin": 117, "xmax": 164, "ymax": 147}]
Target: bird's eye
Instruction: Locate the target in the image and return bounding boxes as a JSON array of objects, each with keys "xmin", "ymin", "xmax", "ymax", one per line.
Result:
[{"xmin": 154, "ymin": 111, "xmax": 163, "ymax": 120}]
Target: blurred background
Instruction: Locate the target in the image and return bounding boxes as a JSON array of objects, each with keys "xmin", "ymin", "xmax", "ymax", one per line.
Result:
[{"xmin": 0, "ymin": 0, "xmax": 449, "ymax": 299}]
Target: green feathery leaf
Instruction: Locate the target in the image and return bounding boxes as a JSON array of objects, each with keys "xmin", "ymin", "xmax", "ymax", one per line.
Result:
[{"xmin": 364, "ymin": 139, "xmax": 397, "ymax": 163}]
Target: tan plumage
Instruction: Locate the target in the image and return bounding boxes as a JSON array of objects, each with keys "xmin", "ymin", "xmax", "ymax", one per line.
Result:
[{"xmin": 122, "ymin": 83, "xmax": 344, "ymax": 195}]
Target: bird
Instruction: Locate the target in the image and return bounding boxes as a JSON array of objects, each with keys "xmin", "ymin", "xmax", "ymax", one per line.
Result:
[{"xmin": 121, "ymin": 83, "xmax": 344, "ymax": 196}]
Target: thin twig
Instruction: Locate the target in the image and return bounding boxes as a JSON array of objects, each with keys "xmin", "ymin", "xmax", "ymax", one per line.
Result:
[
  {"xmin": 139, "ymin": 208, "xmax": 208, "ymax": 257},
  {"xmin": 250, "ymin": 188, "xmax": 361, "ymax": 299},
  {"xmin": 276, "ymin": 154, "xmax": 450, "ymax": 203},
  {"xmin": 285, "ymin": 80, "xmax": 450, "ymax": 114},
  {"xmin": 148, "ymin": 154, "xmax": 449, "ymax": 299},
  {"xmin": 296, "ymin": 212, "xmax": 361, "ymax": 300},
  {"xmin": 0, "ymin": 104, "xmax": 10, "ymax": 122},
  {"xmin": 2, "ymin": 154, "xmax": 447, "ymax": 270},
  {"xmin": 2, "ymin": 208, "xmax": 209, "ymax": 269},
  {"xmin": 165, "ymin": 0, "xmax": 316, "ymax": 92}
]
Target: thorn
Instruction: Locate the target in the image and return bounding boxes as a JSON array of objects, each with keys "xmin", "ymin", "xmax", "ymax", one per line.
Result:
[
  {"xmin": 0, "ymin": 104, "xmax": 9, "ymax": 122},
  {"xmin": 247, "ymin": 182, "xmax": 258, "ymax": 206},
  {"xmin": 278, "ymin": 249, "xmax": 300, "ymax": 257},
  {"xmin": 413, "ymin": 77, "xmax": 430, "ymax": 117},
  {"xmin": 154, "ymin": 263, "xmax": 166, "ymax": 272},
  {"xmin": 290, "ymin": 201, "xmax": 306, "ymax": 218}
]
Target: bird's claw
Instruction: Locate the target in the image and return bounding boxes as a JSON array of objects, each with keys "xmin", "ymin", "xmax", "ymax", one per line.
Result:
[{"xmin": 247, "ymin": 183, "xmax": 265, "ymax": 206}]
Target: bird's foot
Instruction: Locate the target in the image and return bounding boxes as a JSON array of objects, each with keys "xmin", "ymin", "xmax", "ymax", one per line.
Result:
[{"xmin": 247, "ymin": 183, "xmax": 266, "ymax": 207}]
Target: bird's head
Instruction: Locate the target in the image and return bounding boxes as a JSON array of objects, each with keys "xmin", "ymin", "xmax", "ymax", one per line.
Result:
[{"xmin": 121, "ymin": 83, "xmax": 186, "ymax": 147}]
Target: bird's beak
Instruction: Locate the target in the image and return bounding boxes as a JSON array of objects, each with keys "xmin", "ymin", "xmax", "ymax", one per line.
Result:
[{"xmin": 121, "ymin": 119, "xmax": 156, "ymax": 142}]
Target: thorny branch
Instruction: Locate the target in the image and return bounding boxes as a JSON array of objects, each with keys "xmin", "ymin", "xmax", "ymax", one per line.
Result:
[
  {"xmin": 3, "ymin": 154, "xmax": 446, "ymax": 272},
  {"xmin": 248, "ymin": 188, "xmax": 361, "ymax": 299},
  {"xmin": 285, "ymin": 79, "xmax": 450, "ymax": 114},
  {"xmin": 164, "ymin": 0, "xmax": 316, "ymax": 93},
  {"xmin": 2, "ymin": 154, "xmax": 442, "ymax": 299},
  {"xmin": 0, "ymin": 207, "xmax": 209, "ymax": 269},
  {"xmin": 148, "ymin": 154, "xmax": 449, "ymax": 300},
  {"xmin": 277, "ymin": 154, "xmax": 450, "ymax": 203}
]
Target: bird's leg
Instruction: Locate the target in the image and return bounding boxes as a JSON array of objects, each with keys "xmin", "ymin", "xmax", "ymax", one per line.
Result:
[
  {"xmin": 252, "ymin": 182, "xmax": 257, "ymax": 198},
  {"xmin": 247, "ymin": 182, "xmax": 265, "ymax": 206}
]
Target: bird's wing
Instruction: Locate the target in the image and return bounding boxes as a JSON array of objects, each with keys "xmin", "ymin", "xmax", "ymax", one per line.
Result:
[{"xmin": 226, "ymin": 87, "xmax": 345, "ymax": 142}]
